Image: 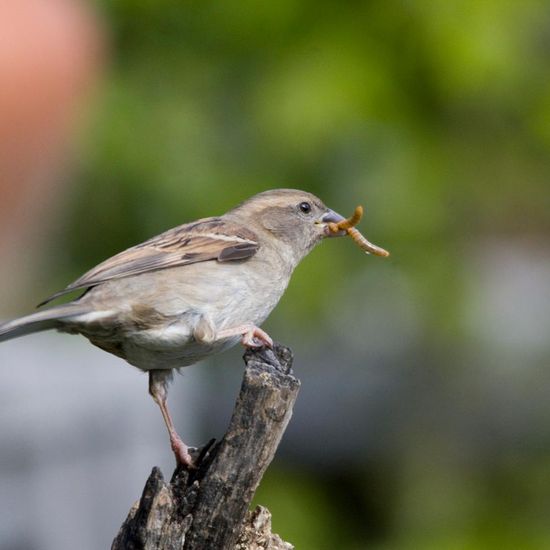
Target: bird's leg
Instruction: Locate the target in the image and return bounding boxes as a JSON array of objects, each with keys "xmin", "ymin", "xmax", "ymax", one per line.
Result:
[
  {"xmin": 216, "ymin": 323, "xmax": 274, "ymax": 349},
  {"xmin": 148, "ymin": 370, "xmax": 194, "ymax": 468}
]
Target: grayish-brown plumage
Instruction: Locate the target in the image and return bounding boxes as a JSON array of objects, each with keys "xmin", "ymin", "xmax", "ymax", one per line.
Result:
[{"xmin": 0, "ymin": 189, "xmax": 353, "ymax": 466}]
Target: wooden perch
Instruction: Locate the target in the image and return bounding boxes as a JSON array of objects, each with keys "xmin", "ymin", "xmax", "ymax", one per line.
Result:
[{"xmin": 112, "ymin": 344, "xmax": 299, "ymax": 550}]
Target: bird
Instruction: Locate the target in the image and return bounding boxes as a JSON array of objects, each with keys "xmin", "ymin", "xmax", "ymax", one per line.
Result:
[{"xmin": 0, "ymin": 189, "xmax": 385, "ymax": 467}]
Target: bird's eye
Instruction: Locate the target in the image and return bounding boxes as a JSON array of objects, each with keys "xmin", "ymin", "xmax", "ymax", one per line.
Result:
[{"xmin": 298, "ymin": 201, "xmax": 312, "ymax": 214}]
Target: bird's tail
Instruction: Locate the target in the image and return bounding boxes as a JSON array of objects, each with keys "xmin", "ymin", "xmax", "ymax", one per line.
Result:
[{"xmin": 0, "ymin": 304, "xmax": 89, "ymax": 342}]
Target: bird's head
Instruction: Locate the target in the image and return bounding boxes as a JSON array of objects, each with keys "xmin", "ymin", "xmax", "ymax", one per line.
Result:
[{"xmin": 228, "ymin": 189, "xmax": 351, "ymax": 264}]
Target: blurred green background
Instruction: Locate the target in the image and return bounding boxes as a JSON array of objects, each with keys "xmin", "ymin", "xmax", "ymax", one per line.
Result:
[{"xmin": 5, "ymin": 1, "xmax": 550, "ymax": 549}]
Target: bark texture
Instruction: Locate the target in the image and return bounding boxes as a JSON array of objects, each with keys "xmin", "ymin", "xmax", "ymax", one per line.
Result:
[{"xmin": 112, "ymin": 344, "xmax": 298, "ymax": 550}]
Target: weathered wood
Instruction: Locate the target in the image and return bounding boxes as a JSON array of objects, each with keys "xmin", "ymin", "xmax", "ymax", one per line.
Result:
[{"xmin": 112, "ymin": 344, "xmax": 299, "ymax": 550}]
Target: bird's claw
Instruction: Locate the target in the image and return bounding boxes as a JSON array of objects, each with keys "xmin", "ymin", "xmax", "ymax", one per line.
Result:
[
  {"xmin": 241, "ymin": 327, "xmax": 273, "ymax": 349},
  {"xmin": 170, "ymin": 433, "xmax": 196, "ymax": 469}
]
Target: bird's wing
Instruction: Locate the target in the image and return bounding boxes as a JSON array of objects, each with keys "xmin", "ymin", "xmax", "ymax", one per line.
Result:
[{"xmin": 39, "ymin": 216, "xmax": 259, "ymax": 306}]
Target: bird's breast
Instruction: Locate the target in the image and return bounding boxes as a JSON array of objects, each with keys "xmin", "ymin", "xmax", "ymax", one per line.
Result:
[{"xmin": 69, "ymin": 251, "xmax": 293, "ymax": 370}]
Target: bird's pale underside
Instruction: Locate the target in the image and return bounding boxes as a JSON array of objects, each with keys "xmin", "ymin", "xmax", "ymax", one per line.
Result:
[{"xmin": 0, "ymin": 189, "xmax": 388, "ymax": 466}]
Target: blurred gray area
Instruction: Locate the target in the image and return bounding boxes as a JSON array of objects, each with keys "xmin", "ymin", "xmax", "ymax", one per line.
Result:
[{"xmin": 0, "ymin": 333, "xmax": 205, "ymax": 550}]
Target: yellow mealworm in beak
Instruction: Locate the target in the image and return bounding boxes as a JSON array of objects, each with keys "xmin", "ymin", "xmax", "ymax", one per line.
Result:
[
  {"xmin": 332, "ymin": 205, "xmax": 364, "ymax": 231},
  {"xmin": 347, "ymin": 227, "xmax": 390, "ymax": 257},
  {"xmin": 328, "ymin": 205, "xmax": 390, "ymax": 257}
]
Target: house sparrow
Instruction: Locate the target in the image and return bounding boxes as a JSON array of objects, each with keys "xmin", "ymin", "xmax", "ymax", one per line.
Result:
[{"xmin": 0, "ymin": 189, "xmax": 387, "ymax": 466}]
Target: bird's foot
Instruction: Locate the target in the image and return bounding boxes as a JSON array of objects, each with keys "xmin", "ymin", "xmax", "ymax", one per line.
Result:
[
  {"xmin": 217, "ymin": 323, "xmax": 273, "ymax": 349},
  {"xmin": 241, "ymin": 326, "xmax": 273, "ymax": 349},
  {"xmin": 170, "ymin": 432, "xmax": 195, "ymax": 469}
]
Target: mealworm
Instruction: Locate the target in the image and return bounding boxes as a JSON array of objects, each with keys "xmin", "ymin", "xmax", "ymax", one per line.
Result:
[
  {"xmin": 327, "ymin": 205, "xmax": 363, "ymax": 233},
  {"xmin": 328, "ymin": 204, "xmax": 390, "ymax": 257},
  {"xmin": 347, "ymin": 227, "xmax": 390, "ymax": 257}
]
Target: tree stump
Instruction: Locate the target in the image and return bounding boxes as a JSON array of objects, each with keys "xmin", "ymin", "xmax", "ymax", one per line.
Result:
[{"xmin": 112, "ymin": 344, "xmax": 299, "ymax": 550}]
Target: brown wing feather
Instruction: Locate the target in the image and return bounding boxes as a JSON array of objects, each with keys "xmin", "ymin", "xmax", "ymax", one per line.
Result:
[{"xmin": 38, "ymin": 217, "xmax": 259, "ymax": 306}]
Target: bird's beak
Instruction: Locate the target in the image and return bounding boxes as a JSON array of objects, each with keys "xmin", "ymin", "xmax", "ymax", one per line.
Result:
[{"xmin": 317, "ymin": 209, "xmax": 347, "ymax": 237}]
